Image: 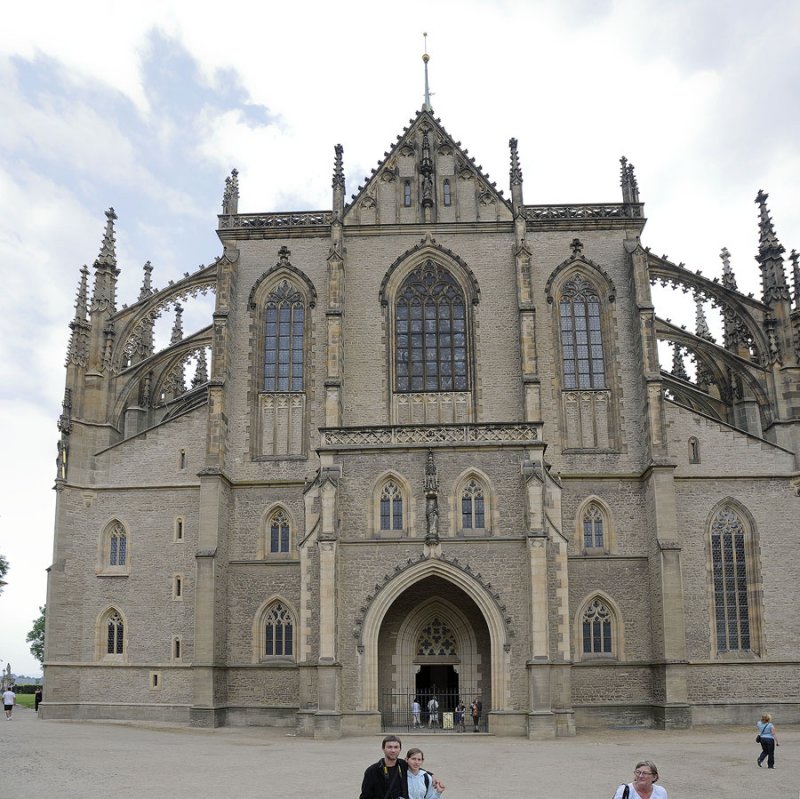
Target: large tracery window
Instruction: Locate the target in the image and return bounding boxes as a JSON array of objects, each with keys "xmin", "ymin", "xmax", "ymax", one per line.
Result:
[
  {"xmin": 263, "ymin": 281, "xmax": 305, "ymax": 392},
  {"xmin": 711, "ymin": 507, "xmax": 752, "ymax": 652},
  {"xmin": 559, "ymin": 275, "xmax": 606, "ymax": 390},
  {"xmin": 264, "ymin": 602, "xmax": 293, "ymax": 657},
  {"xmin": 395, "ymin": 261, "xmax": 468, "ymax": 393}
]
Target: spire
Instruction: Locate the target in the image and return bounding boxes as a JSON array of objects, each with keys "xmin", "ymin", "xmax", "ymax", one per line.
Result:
[
  {"xmin": 222, "ymin": 168, "xmax": 239, "ymax": 215},
  {"xmin": 170, "ymin": 303, "xmax": 184, "ymax": 345},
  {"xmin": 509, "ymin": 138, "xmax": 524, "ymax": 209},
  {"xmin": 720, "ymin": 247, "xmax": 738, "ymax": 291},
  {"xmin": 695, "ymin": 295, "xmax": 714, "ymax": 341},
  {"xmin": 90, "ymin": 208, "xmax": 119, "ymax": 315},
  {"xmin": 138, "ymin": 261, "xmax": 154, "ymax": 301},
  {"xmin": 620, "ymin": 156, "xmax": 640, "ymax": 205},
  {"xmin": 671, "ymin": 343, "xmax": 689, "ymax": 381},
  {"xmin": 755, "ymin": 190, "xmax": 789, "ymax": 304},
  {"xmin": 66, "ymin": 265, "xmax": 91, "ymax": 367},
  {"xmin": 422, "ymin": 32, "xmax": 432, "ymax": 112},
  {"xmin": 192, "ymin": 348, "xmax": 209, "ymax": 387},
  {"xmin": 94, "ymin": 207, "xmax": 118, "ymax": 269}
]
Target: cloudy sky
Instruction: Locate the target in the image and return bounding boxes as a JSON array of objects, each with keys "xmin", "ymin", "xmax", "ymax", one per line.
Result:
[{"xmin": 1, "ymin": 0, "xmax": 798, "ymax": 677}]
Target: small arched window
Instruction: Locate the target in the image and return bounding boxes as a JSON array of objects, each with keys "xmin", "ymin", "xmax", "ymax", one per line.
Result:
[
  {"xmin": 109, "ymin": 523, "xmax": 127, "ymax": 567},
  {"xmin": 443, "ymin": 179, "xmax": 452, "ymax": 206},
  {"xmin": 264, "ymin": 281, "xmax": 305, "ymax": 392},
  {"xmin": 106, "ymin": 610, "xmax": 124, "ymax": 655},
  {"xmin": 380, "ymin": 481, "xmax": 404, "ymax": 531},
  {"xmin": 461, "ymin": 479, "xmax": 485, "ymax": 530},
  {"xmin": 265, "ymin": 602, "xmax": 293, "ymax": 657},
  {"xmin": 583, "ymin": 504, "xmax": 604, "ymax": 550},
  {"xmin": 269, "ymin": 510, "xmax": 290, "ymax": 554},
  {"xmin": 403, "ymin": 180, "xmax": 412, "ymax": 207},
  {"xmin": 559, "ymin": 275, "xmax": 606, "ymax": 390},
  {"xmin": 688, "ymin": 437, "xmax": 700, "ymax": 463},
  {"xmin": 582, "ymin": 598, "xmax": 613, "ymax": 655}
]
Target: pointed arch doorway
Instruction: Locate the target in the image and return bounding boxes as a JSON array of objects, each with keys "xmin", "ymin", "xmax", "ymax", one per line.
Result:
[{"xmin": 376, "ymin": 576, "xmax": 491, "ymax": 729}]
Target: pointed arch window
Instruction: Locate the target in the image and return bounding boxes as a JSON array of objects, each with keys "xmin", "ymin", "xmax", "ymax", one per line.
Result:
[
  {"xmin": 395, "ymin": 261, "xmax": 469, "ymax": 393},
  {"xmin": 461, "ymin": 479, "xmax": 485, "ymax": 529},
  {"xmin": 269, "ymin": 510, "xmax": 290, "ymax": 554},
  {"xmin": 403, "ymin": 180, "xmax": 412, "ymax": 207},
  {"xmin": 559, "ymin": 275, "xmax": 606, "ymax": 390},
  {"xmin": 443, "ymin": 179, "xmax": 452, "ymax": 206},
  {"xmin": 106, "ymin": 610, "xmax": 124, "ymax": 655},
  {"xmin": 711, "ymin": 506, "xmax": 753, "ymax": 652},
  {"xmin": 380, "ymin": 481, "xmax": 404, "ymax": 531},
  {"xmin": 583, "ymin": 504, "xmax": 604, "ymax": 550},
  {"xmin": 264, "ymin": 602, "xmax": 294, "ymax": 657},
  {"xmin": 264, "ymin": 281, "xmax": 305, "ymax": 392},
  {"xmin": 582, "ymin": 598, "xmax": 613, "ymax": 655},
  {"xmin": 109, "ymin": 524, "xmax": 127, "ymax": 566},
  {"xmin": 417, "ymin": 617, "xmax": 457, "ymax": 656}
]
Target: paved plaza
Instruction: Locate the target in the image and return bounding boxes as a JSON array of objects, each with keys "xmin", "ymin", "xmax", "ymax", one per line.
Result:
[{"xmin": 0, "ymin": 707, "xmax": 796, "ymax": 798}]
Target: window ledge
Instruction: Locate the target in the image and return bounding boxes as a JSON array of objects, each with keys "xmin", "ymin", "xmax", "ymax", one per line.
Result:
[{"xmin": 96, "ymin": 570, "xmax": 129, "ymax": 578}]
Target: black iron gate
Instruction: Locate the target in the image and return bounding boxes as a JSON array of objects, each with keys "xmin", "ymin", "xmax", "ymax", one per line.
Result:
[{"xmin": 380, "ymin": 689, "xmax": 487, "ymax": 732}]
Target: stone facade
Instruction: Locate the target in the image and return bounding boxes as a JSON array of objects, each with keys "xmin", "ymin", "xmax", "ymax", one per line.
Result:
[{"xmin": 43, "ymin": 109, "xmax": 800, "ymax": 737}]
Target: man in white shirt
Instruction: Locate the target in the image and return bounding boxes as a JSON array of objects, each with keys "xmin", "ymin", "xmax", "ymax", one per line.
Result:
[{"xmin": 3, "ymin": 687, "xmax": 15, "ymax": 720}]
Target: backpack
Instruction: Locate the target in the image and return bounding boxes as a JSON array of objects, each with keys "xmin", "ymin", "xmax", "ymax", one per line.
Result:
[{"xmin": 614, "ymin": 786, "xmax": 630, "ymax": 799}]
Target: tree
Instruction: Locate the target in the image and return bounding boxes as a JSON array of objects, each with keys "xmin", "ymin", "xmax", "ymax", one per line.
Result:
[
  {"xmin": 0, "ymin": 553, "xmax": 8, "ymax": 594},
  {"xmin": 27, "ymin": 605, "xmax": 45, "ymax": 665}
]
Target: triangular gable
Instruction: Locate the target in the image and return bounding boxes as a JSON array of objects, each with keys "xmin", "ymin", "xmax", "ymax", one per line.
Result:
[{"xmin": 345, "ymin": 108, "xmax": 512, "ymax": 226}]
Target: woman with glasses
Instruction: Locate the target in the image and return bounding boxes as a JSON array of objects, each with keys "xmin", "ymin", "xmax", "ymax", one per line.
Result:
[{"xmin": 613, "ymin": 760, "xmax": 667, "ymax": 799}]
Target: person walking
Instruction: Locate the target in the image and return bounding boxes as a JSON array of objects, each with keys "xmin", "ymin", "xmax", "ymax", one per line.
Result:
[
  {"xmin": 3, "ymin": 686, "xmax": 16, "ymax": 720},
  {"xmin": 756, "ymin": 713, "xmax": 779, "ymax": 769}
]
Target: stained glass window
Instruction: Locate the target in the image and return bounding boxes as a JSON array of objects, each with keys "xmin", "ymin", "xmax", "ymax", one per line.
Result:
[
  {"xmin": 417, "ymin": 617, "xmax": 457, "ymax": 656},
  {"xmin": 109, "ymin": 523, "xmax": 126, "ymax": 566}
]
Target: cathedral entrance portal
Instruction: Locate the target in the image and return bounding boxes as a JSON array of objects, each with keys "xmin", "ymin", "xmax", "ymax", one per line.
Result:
[{"xmin": 376, "ymin": 576, "xmax": 491, "ymax": 730}]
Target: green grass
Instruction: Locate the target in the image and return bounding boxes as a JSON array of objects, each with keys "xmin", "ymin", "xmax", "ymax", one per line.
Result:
[{"xmin": 14, "ymin": 694, "xmax": 36, "ymax": 710}]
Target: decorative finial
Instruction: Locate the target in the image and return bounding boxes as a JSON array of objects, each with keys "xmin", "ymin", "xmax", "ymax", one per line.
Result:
[
  {"xmin": 671, "ymin": 343, "xmax": 689, "ymax": 381},
  {"xmin": 790, "ymin": 249, "xmax": 800, "ymax": 307},
  {"xmin": 223, "ymin": 168, "xmax": 239, "ymax": 215},
  {"xmin": 570, "ymin": 238, "xmax": 583, "ymax": 256},
  {"xmin": 94, "ymin": 207, "xmax": 118, "ymax": 269},
  {"xmin": 620, "ymin": 157, "xmax": 640, "ymax": 204},
  {"xmin": 192, "ymin": 348, "xmax": 209, "ymax": 387},
  {"xmin": 170, "ymin": 303, "xmax": 184, "ymax": 345},
  {"xmin": 720, "ymin": 247, "xmax": 738, "ymax": 291},
  {"xmin": 138, "ymin": 261, "xmax": 154, "ymax": 301},
  {"xmin": 755, "ymin": 190, "xmax": 789, "ymax": 304},
  {"xmin": 694, "ymin": 295, "xmax": 713, "ymax": 342},
  {"xmin": 422, "ymin": 33, "xmax": 433, "ymax": 112},
  {"xmin": 332, "ymin": 144, "xmax": 344, "ymax": 189},
  {"xmin": 509, "ymin": 138, "xmax": 523, "ymax": 186}
]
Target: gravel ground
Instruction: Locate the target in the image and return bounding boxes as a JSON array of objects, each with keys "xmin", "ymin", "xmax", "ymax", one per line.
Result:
[{"xmin": 1, "ymin": 707, "xmax": 796, "ymax": 798}]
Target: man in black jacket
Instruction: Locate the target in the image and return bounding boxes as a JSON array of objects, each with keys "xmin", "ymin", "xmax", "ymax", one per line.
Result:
[{"xmin": 359, "ymin": 736, "xmax": 444, "ymax": 799}]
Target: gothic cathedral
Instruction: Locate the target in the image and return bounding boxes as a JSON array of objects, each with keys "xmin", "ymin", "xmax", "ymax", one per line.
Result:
[{"xmin": 43, "ymin": 106, "xmax": 800, "ymax": 737}]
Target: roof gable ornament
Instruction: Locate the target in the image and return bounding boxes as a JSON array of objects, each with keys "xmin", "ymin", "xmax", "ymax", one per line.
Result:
[
  {"xmin": 620, "ymin": 156, "xmax": 640, "ymax": 205},
  {"xmin": 223, "ymin": 169, "xmax": 239, "ymax": 215}
]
